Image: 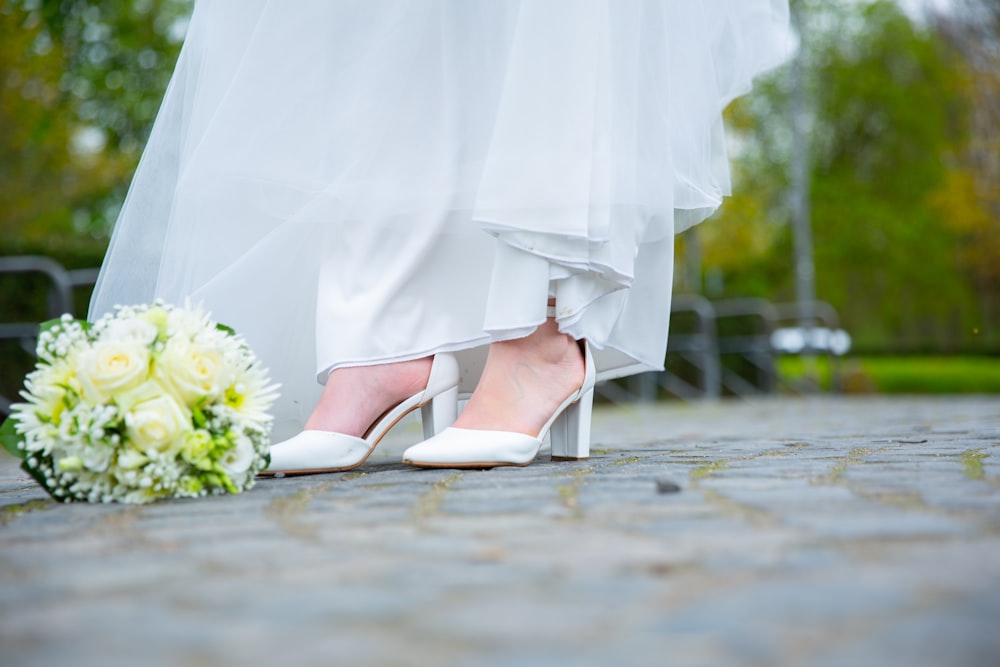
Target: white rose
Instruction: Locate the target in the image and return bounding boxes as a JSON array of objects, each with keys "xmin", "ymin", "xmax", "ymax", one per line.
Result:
[
  {"xmin": 76, "ymin": 340, "xmax": 150, "ymax": 403},
  {"xmin": 124, "ymin": 388, "xmax": 191, "ymax": 455},
  {"xmin": 219, "ymin": 434, "xmax": 254, "ymax": 479},
  {"xmin": 155, "ymin": 338, "xmax": 229, "ymax": 406}
]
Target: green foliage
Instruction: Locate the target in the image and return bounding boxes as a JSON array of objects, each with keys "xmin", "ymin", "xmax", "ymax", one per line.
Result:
[
  {"xmin": 1, "ymin": 2, "xmax": 83, "ymax": 243},
  {"xmin": 704, "ymin": 0, "xmax": 997, "ymax": 353},
  {"xmin": 0, "ymin": 417, "xmax": 24, "ymax": 458},
  {"xmin": 809, "ymin": 2, "xmax": 972, "ymax": 350},
  {"xmin": 0, "ymin": 0, "xmax": 190, "ymax": 244}
]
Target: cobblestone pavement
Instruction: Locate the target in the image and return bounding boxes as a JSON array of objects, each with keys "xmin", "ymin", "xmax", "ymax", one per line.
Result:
[{"xmin": 1, "ymin": 396, "xmax": 998, "ymax": 667}]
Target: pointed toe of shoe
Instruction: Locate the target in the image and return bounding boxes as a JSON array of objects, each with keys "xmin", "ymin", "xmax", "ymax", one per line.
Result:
[
  {"xmin": 264, "ymin": 430, "xmax": 373, "ymax": 475},
  {"xmin": 402, "ymin": 427, "xmax": 543, "ymax": 468}
]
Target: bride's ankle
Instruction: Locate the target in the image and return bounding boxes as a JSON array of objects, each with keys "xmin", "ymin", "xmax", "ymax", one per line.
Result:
[
  {"xmin": 371, "ymin": 357, "xmax": 433, "ymax": 399},
  {"xmin": 305, "ymin": 357, "xmax": 433, "ymax": 434},
  {"xmin": 504, "ymin": 322, "xmax": 584, "ymax": 380},
  {"xmin": 453, "ymin": 326, "xmax": 586, "ymax": 435}
]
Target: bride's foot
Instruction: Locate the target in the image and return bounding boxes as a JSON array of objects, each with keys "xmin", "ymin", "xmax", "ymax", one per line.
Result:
[
  {"xmin": 401, "ymin": 318, "xmax": 594, "ymax": 469},
  {"xmin": 264, "ymin": 355, "xmax": 459, "ymax": 476},
  {"xmin": 305, "ymin": 357, "xmax": 433, "ymax": 437},
  {"xmin": 453, "ymin": 318, "xmax": 585, "ymax": 436}
]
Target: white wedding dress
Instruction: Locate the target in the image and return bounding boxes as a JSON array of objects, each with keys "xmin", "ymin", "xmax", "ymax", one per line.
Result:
[{"xmin": 90, "ymin": 0, "xmax": 791, "ymax": 440}]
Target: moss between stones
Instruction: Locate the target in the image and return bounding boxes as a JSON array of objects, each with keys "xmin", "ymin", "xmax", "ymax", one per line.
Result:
[
  {"xmin": 0, "ymin": 498, "xmax": 53, "ymax": 526},
  {"xmin": 690, "ymin": 460, "xmax": 730, "ymax": 479},
  {"xmin": 961, "ymin": 450, "xmax": 988, "ymax": 480}
]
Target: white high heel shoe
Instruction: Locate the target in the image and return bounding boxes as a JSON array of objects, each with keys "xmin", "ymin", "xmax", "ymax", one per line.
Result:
[
  {"xmin": 401, "ymin": 342, "xmax": 595, "ymax": 468},
  {"xmin": 262, "ymin": 354, "xmax": 459, "ymax": 476}
]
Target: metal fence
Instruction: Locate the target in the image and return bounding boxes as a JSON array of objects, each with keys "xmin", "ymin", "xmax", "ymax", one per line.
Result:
[
  {"xmin": 602, "ymin": 295, "xmax": 847, "ymax": 403},
  {"xmin": 0, "ymin": 256, "xmax": 100, "ymax": 415},
  {"xmin": 0, "ymin": 256, "xmax": 847, "ymax": 416}
]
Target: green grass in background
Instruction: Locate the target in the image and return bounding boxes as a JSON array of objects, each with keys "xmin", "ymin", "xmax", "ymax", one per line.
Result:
[{"xmin": 778, "ymin": 356, "xmax": 1000, "ymax": 394}]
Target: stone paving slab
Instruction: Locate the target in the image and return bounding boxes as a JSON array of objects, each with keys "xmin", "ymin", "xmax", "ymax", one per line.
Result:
[{"xmin": 0, "ymin": 396, "xmax": 997, "ymax": 667}]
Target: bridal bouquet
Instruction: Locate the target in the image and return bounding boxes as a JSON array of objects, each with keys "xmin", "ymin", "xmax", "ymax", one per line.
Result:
[{"xmin": 0, "ymin": 303, "xmax": 278, "ymax": 504}]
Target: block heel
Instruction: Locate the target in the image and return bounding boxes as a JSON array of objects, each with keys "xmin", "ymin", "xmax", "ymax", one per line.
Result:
[
  {"xmin": 421, "ymin": 384, "xmax": 459, "ymax": 440},
  {"xmin": 550, "ymin": 384, "xmax": 593, "ymax": 461}
]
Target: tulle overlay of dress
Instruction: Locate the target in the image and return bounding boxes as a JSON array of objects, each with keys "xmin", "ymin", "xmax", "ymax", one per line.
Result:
[{"xmin": 90, "ymin": 0, "xmax": 791, "ymax": 439}]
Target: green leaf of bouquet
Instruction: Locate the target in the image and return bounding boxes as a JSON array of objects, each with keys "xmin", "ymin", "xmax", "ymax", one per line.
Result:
[
  {"xmin": 0, "ymin": 417, "xmax": 25, "ymax": 459},
  {"xmin": 215, "ymin": 322, "xmax": 237, "ymax": 337},
  {"xmin": 38, "ymin": 318, "xmax": 62, "ymax": 335},
  {"xmin": 39, "ymin": 317, "xmax": 90, "ymax": 335},
  {"xmin": 192, "ymin": 405, "xmax": 207, "ymax": 429},
  {"xmin": 21, "ymin": 460, "xmax": 51, "ymax": 496}
]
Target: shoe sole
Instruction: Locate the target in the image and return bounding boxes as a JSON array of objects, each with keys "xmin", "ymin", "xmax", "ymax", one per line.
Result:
[{"xmin": 402, "ymin": 455, "xmax": 589, "ymax": 469}]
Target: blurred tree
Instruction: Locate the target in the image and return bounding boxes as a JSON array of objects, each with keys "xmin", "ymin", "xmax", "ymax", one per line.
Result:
[
  {"xmin": 0, "ymin": 0, "xmax": 190, "ymax": 253},
  {"xmin": 701, "ymin": 0, "xmax": 990, "ymax": 351},
  {"xmin": 808, "ymin": 0, "xmax": 971, "ymax": 350},
  {"xmin": 930, "ymin": 0, "xmax": 1000, "ymax": 345},
  {"xmin": 1, "ymin": 2, "xmax": 88, "ymax": 247}
]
